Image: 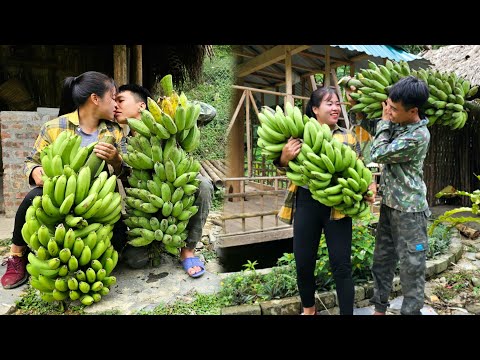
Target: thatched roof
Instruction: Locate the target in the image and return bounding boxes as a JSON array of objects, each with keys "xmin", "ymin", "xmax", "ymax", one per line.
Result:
[
  {"xmin": 144, "ymin": 45, "xmax": 213, "ymax": 90},
  {"xmin": 420, "ymin": 45, "xmax": 480, "ymax": 86}
]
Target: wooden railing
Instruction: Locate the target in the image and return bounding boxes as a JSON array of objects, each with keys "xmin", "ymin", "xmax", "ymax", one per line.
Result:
[{"xmin": 221, "ymin": 176, "xmax": 289, "ymax": 236}]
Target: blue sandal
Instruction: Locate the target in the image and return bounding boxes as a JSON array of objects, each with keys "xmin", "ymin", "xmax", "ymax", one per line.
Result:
[{"xmin": 181, "ymin": 257, "xmax": 206, "ymax": 278}]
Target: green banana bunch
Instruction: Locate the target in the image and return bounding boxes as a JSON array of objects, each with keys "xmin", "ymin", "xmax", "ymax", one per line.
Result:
[
  {"xmin": 338, "ymin": 59, "xmax": 478, "ymax": 130},
  {"xmin": 255, "ymin": 103, "xmax": 374, "ymax": 219}
]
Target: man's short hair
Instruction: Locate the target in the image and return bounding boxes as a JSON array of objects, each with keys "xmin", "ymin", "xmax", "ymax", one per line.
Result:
[
  {"xmin": 118, "ymin": 84, "xmax": 153, "ymax": 104},
  {"xmin": 388, "ymin": 75, "xmax": 429, "ymax": 111}
]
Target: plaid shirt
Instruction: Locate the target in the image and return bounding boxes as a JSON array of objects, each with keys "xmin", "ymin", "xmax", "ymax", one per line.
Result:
[
  {"xmin": 277, "ymin": 124, "xmax": 362, "ymax": 224},
  {"xmin": 25, "ymin": 110, "xmax": 127, "ymax": 185}
]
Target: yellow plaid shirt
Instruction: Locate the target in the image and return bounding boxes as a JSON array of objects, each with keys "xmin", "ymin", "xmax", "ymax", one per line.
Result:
[
  {"xmin": 277, "ymin": 125, "xmax": 362, "ymax": 224},
  {"xmin": 25, "ymin": 110, "xmax": 127, "ymax": 185}
]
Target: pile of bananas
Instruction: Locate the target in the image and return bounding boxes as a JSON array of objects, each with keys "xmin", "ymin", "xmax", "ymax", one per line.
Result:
[
  {"xmin": 339, "ymin": 59, "xmax": 479, "ymax": 130},
  {"xmin": 121, "ymin": 75, "xmax": 202, "ymax": 256},
  {"xmin": 256, "ymin": 103, "xmax": 373, "ymax": 218},
  {"xmin": 22, "ymin": 134, "xmax": 122, "ymax": 306}
]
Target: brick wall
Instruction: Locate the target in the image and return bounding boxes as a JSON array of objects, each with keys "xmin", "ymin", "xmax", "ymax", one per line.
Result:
[{"xmin": 0, "ymin": 108, "xmax": 59, "ymax": 217}]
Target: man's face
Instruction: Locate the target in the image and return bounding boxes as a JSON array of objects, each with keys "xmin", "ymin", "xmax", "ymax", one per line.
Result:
[
  {"xmin": 114, "ymin": 90, "xmax": 144, "ymax": 124},
  {"xmin": 386, "ymin": 98, "xmax": 417, "ymax": 125}
]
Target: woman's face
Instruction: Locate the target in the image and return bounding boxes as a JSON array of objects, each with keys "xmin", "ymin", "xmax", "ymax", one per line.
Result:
[
  {"xmin": 97, "ymin": 87, "xmax": 118, "ymax": 121},
  {"xmin": 312, "ymin": 93, "xmax": 340, "ymax": 127}
]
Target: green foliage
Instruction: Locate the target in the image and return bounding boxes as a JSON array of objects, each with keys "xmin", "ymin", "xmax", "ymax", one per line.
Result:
[
  {"xmin": 351, "ymin": 216, "xmax": 377, "ymax": 282},
  {"xmin": 400, "ymin": 45, "xmax": 445, "ymax": 54},
  {"xmin": 259, "ymin": 266, "xmax": 299, "ymax": 301},
  {"xmin": 0, "ymin": 238, "xmax": 11, "ymax": 256},
  {"xmin": 429, "ymin": 177, "xmax": 480, "ymax": 235},
  {"xmin": 242, "ymin": 259, "xmax": 258, "ymax": 271},
  {"xmin": 184, "ymin": 45, "xmax": 234, "ymax": 161},
  {"xmin": 315, "ymin": 217, "xmax": 377, "ymax": 290},
  {"xmin": 218, "ymin": 263, "xmax": 298, "ymax": 306},
  {"xmin": 433, "ymin": 269, "xmax": 478, "ymax": 301},
  {"xmin": 219, "ymin": 218, "xmax": 377, "ymax": 306},
  {"xmin": 211, "ymin": 187, "xmax": 224, "ymax": 211},
  {"xmin": 218, "ymin": 269, "xmax": 264, "ymax": 306},
  {"xmin": 427, "ymin": 223, "xmax": 452, "ymax": 259},
  {"xmin": 137, "ymin": 291, "xmax": 223, "ymax": 315},
  {"xmin": 199, "ymin": 247, "xmax": 217, "ymax": 262}
]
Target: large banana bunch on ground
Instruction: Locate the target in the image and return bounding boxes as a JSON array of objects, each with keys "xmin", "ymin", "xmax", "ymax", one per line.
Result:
[
  {"xmin": 122, "ymin": 134, "xmax": 201, "ymax": 256},
  {"xmin": 256, "ymin": 102, "xmax": 306, "ymax": 160},
  {"xmin": 122, "ymin": 75, "xmax": 206, "ymax": 257},
  {"xmin": 21, "ymin": 134, "xmax": 123, "ymax": 306},
  {"xmin": 338, "ymin": 60, "xmax": 478, "ymax": 130},
  {"xmin": 23, "ymin": 219, "xmax": 118, "ymax": 305},
  {"xmin": 257, "ymin": 104, "xmax": 372, "ymax": 218}
]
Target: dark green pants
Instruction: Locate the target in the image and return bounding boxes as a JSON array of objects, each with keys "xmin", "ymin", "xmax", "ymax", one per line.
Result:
[{"xmin": 369, "ymin": 204, "xmax": 429, "ymax": 315}]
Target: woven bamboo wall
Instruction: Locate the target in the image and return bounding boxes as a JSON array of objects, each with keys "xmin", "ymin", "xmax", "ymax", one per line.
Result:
[{"xmin": 424, "ymin": 116, "xmax": 480, "ymax": 207}]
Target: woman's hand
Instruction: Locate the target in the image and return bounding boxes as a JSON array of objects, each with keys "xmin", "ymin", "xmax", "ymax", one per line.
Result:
[
  {"xmin": 31, "ymin": 167, "xmax": 45, "ymax": 187},
  {"xmin": 94, "ymin": 142, "xmax": 120, "ymax": 164},
  {"xmin": 279, "ymin": 137, "xmax": 302, "ymax": 167}
]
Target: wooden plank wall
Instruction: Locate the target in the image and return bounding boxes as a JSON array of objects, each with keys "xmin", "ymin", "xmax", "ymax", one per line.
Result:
[{"xmin": 0, "ymin": 45, "xmax": 113, "ymax": 110}]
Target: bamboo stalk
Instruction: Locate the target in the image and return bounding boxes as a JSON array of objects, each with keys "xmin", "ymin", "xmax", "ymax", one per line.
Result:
[
  {"xmin": 211, "ymin": 159, "xmax": 229, "ymax": 175},
  {"xmin": 204, "ymin": 159, "xmax": 226, "ymax": 181},
  {"xmin": 201, "ymin": 161, "xmax": 223, "ymax": 187}
]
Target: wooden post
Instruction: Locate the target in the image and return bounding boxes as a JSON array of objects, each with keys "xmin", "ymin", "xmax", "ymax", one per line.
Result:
[
  {"xmin": 310, "ymin": 75, "xmax": 317, "ymax": 91},
  {"xmin": 246, "ymin": 90, "xmax": 252, "ymax": 177},
  {"xmin": 324, "ymin": 45, "xmax": 331, "ymax": 87},
  {"xmin": 301, "ymin": 77, "xmax": 306, "ymax": 111},
  {"xmin": 227, "ymin": 83, "xmax": 246, "ymax": 201},
  {"xmin": 113, "ymin": 45, "xmax": 128, "ymax": 86},
  {"xmin": 132, "ymin": 45, "xmax": 143, "ymax": 85},
  {"xmin": 331, "ymin": 69, "xmax": 350, "ymax": 129},
  {"xmin": 285, "ymin": 46, "xmax": 293, "ymax": 106},
  {"xmin": 350, "ymin": 64, "xmax": 355, "ymax": 77}
]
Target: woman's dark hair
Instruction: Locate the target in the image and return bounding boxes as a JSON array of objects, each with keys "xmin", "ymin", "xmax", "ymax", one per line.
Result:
[
  {"xmin": 305, "ymin": 86, "xmax": 338, "ymax": 118},
  {"xmin": 58, "ymin": 71, "xmax": 116, "ymax": 116}
]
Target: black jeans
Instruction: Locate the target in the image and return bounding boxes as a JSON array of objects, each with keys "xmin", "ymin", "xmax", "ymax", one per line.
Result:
[
  {"xmin": 13, "ymin": 187, "xmax": 128, "ymax": 252},
  {"xmin": 293, "ymin": 186, "xmax": 354, "ymax": 315},
  {"xmin": 11, "ymin": 187, "xmax": 43, "ymax": 246}
]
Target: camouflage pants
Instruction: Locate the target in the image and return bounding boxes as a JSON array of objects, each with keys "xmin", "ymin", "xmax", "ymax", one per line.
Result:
[
  {"xmin": 185, "ymin": 174, "xmax": 214, "ymax": 249},
  {"xmin": 369, "ymin": 204, "xmax": 429, "ymax": 315}
]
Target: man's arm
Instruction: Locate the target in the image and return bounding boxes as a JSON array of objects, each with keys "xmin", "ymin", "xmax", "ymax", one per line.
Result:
[{"xmin": 370, "ymin": 120, "xmax": 423, "ymax": 164}]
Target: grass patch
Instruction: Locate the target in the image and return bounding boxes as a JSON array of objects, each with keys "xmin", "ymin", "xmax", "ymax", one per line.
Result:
[
  {"xmin": 427, "ymin": 223, "xmax": 452, "ymax": 260},
  {"xmin": 14, "ymin": 285, "xmax": 84, "ymax": 315},
  {"xmin": 136, "ymin": 291, "xmax": 223, "ymax": 315},
  {"xmin": 0, "ymin": 238, "xmax": 11, "ymax": 256},
  {"xmin": 199, "ymin": 247, "xmax": 217, "ymax": 262},
  {"xmin": 433, "ymin": 269, "xmax": 480, "ymax": 302},
  {"xmin": 211, "ymin": 188, "xmax": 224, "ymax": 212}
]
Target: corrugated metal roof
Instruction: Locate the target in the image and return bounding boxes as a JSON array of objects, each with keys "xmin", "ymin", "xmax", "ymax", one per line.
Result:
[{"xmin": 331, "ymin": 45, "xmax": 423, "ymax": 62}]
